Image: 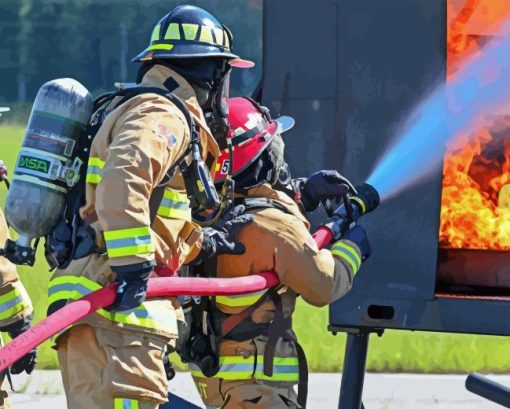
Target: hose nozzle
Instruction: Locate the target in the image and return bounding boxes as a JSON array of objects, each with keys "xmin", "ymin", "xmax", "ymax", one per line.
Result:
[
  {"xmin": 352, "ymin": 183, "xmax": 380, "ymax": 215},
  {"xmin": 325, "ymin": 182, "xmax": 380, "ymax": 241}
]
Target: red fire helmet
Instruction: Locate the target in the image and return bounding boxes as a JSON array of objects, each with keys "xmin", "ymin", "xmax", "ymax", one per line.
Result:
[{"xmin": 214, "ymin": 97, "xmax": 295, "ymax": 183}]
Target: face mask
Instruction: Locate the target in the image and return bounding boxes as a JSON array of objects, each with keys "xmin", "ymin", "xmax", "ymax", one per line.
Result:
[
  {"xmin": 159, "ymin": 58, "xmax": 232, "ymax": 140},
  {"xmin": 203, "ymin": 67, "xmax": 231, "ymax": 140}
]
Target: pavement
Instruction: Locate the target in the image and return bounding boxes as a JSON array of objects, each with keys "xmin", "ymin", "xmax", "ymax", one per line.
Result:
[{"xmin": 6, "ymin": 371, "xmax": 510, "ymax": 408}]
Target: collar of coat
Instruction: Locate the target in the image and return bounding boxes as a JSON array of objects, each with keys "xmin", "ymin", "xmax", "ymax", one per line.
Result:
[
  {"xmin": 241, "ymin": 183, "xmax": 311, "ymax": 229},
  {"xmin": 140, "ymin": 64, "xmax": 212, "ymax": 136},
  {"xmin": 140, "ymin": 64, "xmax": 220, "ymax": 166}
]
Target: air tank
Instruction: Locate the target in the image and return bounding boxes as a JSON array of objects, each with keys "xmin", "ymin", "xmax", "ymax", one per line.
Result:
[{"xmin": 5, "ymin": 78, "xmax": 93, "ymax": 254}]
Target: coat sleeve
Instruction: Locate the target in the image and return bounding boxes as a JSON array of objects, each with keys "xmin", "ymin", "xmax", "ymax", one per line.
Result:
[
  {"xmin": 272, "ymin": 213, "xmax": 361, "ymax": 307},
  {"xmin": 0, "ymin": 209, "xmax": 33, "ymax": 328},
  {"xmin": 95, "ymin": 96, "xmax": 190, "ymax": 271}
]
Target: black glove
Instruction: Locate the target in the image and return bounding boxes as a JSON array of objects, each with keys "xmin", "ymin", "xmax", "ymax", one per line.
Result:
[
  {"xmin": 301, "ymin": 170, "xmax": 357, "ymax": 212},
  {"xmin": 342, "ymin": 225, "xmax": 371, "ymax": 262},
  {"xmin": 195, "ymin": 204, "xmax": 254, "ymax": 264},
  {"xmin": 1, "ymin": 316, "xmax": 37, "ymax": 375},
  {"xmin": 109, "ymin": 263, "xmax": 153, "ymax": 312}
]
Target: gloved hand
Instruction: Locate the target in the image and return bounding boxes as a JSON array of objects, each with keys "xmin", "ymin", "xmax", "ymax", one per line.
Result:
[
  {"xmin": 342, "ymin": 225, "xmax": 371, "ymax": 262},
  {"xmin": 1, "ymin": 316, "xmax": 37, "ymax": 374},
  {"xmin": 195, "ymin": 204, "xmax": 254, "ymax": 264},
  {"xmin": 109, "ymin": 265, "xmax": 152, "ymax": 312},
  {"xmin": 301, "ymin": 170, "xmax": 356, "ymax": 212}
]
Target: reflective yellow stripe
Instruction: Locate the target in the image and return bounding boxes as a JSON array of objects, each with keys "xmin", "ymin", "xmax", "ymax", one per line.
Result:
[
  {"xmin": 147, "ymin": 43, "xmax": 174, "ymax": 51},
  {"xmin": 104, "ymin": 227, "xmax": 151, "ymax": 240},
  {"xmin": 48, "ymin": 276, "xmax": 177, "ymax": 333},
  {"xmin": 213, "ymin": 28, "xmax": 224, "ymax": 45},
  {"xmin": 182, "ymin": 23, "xmax": 199, "ymax": 40},
  {"xmin": 86, "ymin": 156, "xmax": 105, "ymax": 185},
  {"xmin": 88, "ymin": 157, "xmax": 105, "ymax": 168},
  {"xmin": 199, "ymin": 26, "xmax": 214, "ymax": 43},
  {"xmin": 157, "ymin": 189, "xmax": 191, "ymax": 220},
  {"xmin": 216, "ymin": 289, "xmax": 267, "ymax": 308},
  {"xmin": 85, "ymin": 173, "xmax": 102, "ymax": 184},
  {"xmin": 104, "ymin": 226, "xmax": 154, "ymax": 258},
  {"xmin": 192, "ymin": 355, "xmax": 299, "ymax": 382},
  {"xmin": 0, "ymin": 287, "xmax": 31, "ymax": 321},
  {"xmin": 114, "ymin": 398, "xmax": 139, "ymax": 409},
  {"xmin": 164, "ymin": 23, "xmax": 180, "ymax": 40},
  {"xmin": 331, "ymin": 241, "xmax": 361, "ymax": 273},
  {"xmin": 150, "ymin": 24, "xmax": 161, "ymax": 42}
]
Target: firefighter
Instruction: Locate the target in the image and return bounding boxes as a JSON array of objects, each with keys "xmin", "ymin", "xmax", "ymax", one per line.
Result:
[
  {"xmin": 0, "ymin": 160, "xmax": 36, "ymax": 409},
  {"xmin": 47, "ymin": 6, "xmax": 252, "ymax": 409},
  {"xmin": 187, "ymin": 97, "xmax": 371, "ymax": 409}
]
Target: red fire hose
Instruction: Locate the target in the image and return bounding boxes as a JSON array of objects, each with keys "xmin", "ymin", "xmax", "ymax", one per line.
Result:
[{"xmin": 0, "ymin": 228, "xmax": 333, "ymax": 372}]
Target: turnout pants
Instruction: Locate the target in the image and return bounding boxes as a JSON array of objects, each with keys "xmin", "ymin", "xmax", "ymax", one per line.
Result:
[
  {"xmin": 195, "ymin": 379, "xmax": 299, "ymax": 409},
  {"xmin": 56, "ymin": 325, "xmax": 171, "ymax": 409},
  {"xmin": 192, "ymin": 338, "xmax": 300, "ymax": 409}
]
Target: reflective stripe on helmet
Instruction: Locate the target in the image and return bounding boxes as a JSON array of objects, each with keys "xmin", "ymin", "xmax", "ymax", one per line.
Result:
[
  {"xmin": 114, "ymin": 398, "xmax": 139, "ymax": 409},
  {"xmin": 157, "ymin": 189, "xmax": 191, "ymax": 220},
  {"xmin": 199, "ymin": 26, "xmax": 214, "ymax": 43},
  {"xmin": 150, "ymin": 24, "xmax": 161, "ymax": 43},
  {"xmin": 85, "ymin": 156, "xmax": 105, "ymax": 185},
  {"xmin": 191, "ymin": 355, "xmax": 299, "ymax": 382},
  {"xmin": 103, "ymin": 226, "xmax": 153, "ymax": 258},
  {"xmin": 182, "ymin": 23, "xmax": 199, "ymax": 40},
  {"xmin": 213, "ymin": 28, "xmax": 224, "ymax": 45},
  {"xmin": 147, "ymin": 44, "xmax": 174, "ymax": 51},
  {"xmin": 48, "ymin": 276, "xmax": 177, "ymax": 334},
  {"xmin": 215, "ymin": 289, "xmax": 267, "ymax": 308},
  {"xmin": 164, "ymin": 23, "xmax": 180, "ymax": 40},
  {"xmin": 131, "ymin": 6, "xmax": 245, "ymax": 62},
  {"xmin": 331, "ymin": 241, "xmax": 361, "ymax": 273}
]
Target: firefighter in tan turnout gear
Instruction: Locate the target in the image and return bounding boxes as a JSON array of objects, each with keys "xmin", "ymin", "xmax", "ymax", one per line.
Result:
[
  {"xmin": 46, "ymin": 6, "xmax": 253, "ymax": 409},
  {"xmin": 185, "ymin": 98, "xmax": 371, "ymax": 409},
  {"xmin": 0, "ymin": 161, "xmax": 36, "ymax": 409}
]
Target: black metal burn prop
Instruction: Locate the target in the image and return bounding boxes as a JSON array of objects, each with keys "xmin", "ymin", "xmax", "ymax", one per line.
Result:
[{"xmin": 262, "ymin": 0, "xmax": 510, "ymax": 408}]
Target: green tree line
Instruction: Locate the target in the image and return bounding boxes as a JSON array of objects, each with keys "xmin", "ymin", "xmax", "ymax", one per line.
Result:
[{"xmin": 0, "ymin": 0, "xmax": 262, "ymax": 103}]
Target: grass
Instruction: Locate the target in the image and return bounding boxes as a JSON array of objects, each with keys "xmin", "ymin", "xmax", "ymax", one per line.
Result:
[{"xmin": 2, "ymin": 125, "xmax": 510, "ymax": 373}]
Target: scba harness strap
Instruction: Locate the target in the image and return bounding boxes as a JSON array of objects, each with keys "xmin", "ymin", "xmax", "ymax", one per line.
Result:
[
  {"xmin": 44, "ymin": 85, "xmax": 198, "ymax": 271},
  {"xmin": 188, "ymin": 197, "xmax": 309, "ymax": 408}
]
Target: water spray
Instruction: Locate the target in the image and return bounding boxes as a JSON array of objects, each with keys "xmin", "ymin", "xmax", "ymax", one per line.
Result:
[{"xmin": 367, "ymin": 26, "xmax": 510, "ymax": 202}]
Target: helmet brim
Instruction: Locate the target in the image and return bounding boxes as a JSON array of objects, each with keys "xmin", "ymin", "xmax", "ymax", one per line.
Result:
[
  {"xmin": 131, "ymin": 42, "xmax": 249, "ymax": 64},
  {"xmin": 274, "ymin": 116, "xmax": 295, "ymax": 134},
  {"xmin": 229, "ymin": 59, "xmax": 255, "ymax": 69}
]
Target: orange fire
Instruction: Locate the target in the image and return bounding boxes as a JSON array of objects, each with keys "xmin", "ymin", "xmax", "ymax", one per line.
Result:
[
  {"xmin": 440, "ymin": 127, "xmax": 510, "ymax": 249},
  {"xmin": 440, "ymin": 0, "xmax": 510, "ymax": 250}
]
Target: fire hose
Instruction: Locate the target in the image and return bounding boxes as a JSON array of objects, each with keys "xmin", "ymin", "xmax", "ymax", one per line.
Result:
[{"xmin": 0, "ymin": 183, "xmax": 379, "ymax": 373}]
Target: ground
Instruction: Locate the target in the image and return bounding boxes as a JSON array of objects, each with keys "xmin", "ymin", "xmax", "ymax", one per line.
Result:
[
  {"xmin": 8, "ymin": 371, "xmax": 508, "ymax": 408},
  {"xmin": 1, "ymin": 125, "xmax": 510, "ymax": 373}
]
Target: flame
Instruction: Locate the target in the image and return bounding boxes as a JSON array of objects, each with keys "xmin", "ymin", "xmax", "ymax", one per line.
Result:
[
  {"xmin": 440, "ymin": 128, "xmax": 510, "ymax": 249},
  {"xmin": 440, "ymin": 0, "xmax": 510, "ymax": 250}
]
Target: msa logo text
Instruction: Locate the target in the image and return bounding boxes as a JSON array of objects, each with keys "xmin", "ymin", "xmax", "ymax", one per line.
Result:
[{"xmin": 18, "ymin": 155, "xmax": 50, "ymax": 173}]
